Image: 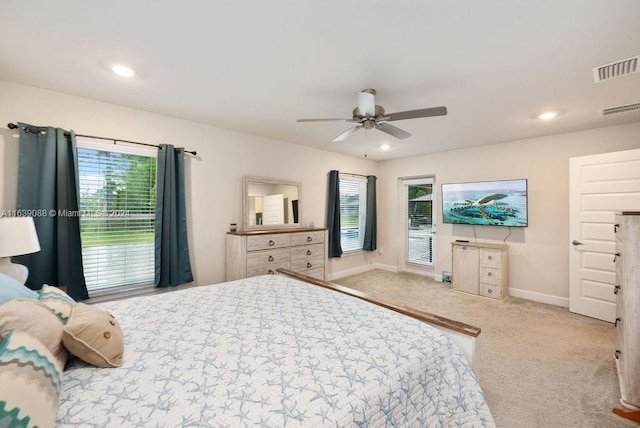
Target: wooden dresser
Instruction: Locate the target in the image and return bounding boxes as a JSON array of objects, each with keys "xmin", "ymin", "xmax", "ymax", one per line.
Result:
[
  {"xmin": 226, "ymin": 228, "xmax": 327, "ymax": 281},
  {"xmin": 614, "ymin": 212, "xmax": 640, "ymax": 414},
  {"xmin": 451, "ymin": 241, "xmax": 509, "ymax": 300}
]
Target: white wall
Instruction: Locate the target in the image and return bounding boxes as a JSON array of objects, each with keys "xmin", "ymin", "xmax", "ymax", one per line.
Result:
[
  {"xmin": 0, "ymin": 80, "xmax": 376, "ymax": 285},
  {"xmin": 376, "ymin": 122, "xmax": 640, "ymax": 305},
  {"xmin": 4, "ymin": 79, "xmax": 640, "ymax": 306}
]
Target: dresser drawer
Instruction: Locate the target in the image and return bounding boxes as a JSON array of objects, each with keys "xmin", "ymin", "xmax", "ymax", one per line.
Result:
[
  {"xmin": 246, "ymin": 233, "xmax": 291, "ymax": 251},
  {"xmin": 247, "ymin": 262, "xmax": 290, "ymax": 277},
  {"xmin": 479, "ymin": 249, "xmax": 502, "ymax": 267},
  {"xmin": 291, "ymin": 243, "xmax": 324, "ymax": 260},
  {"xmin": 291, "ymin": 230, "xmax": 325, "ymax": 246},
  {"xmin": 291, "ymin": 255, "xmax": 325, "ymax": 272},
  {"xmin": 304, "ymin": 268, "xmax": 325, "ymax": 280},
  {"xmin": 246, "ymin": 248, "xmax": 290, "ymax": 269},
  {"xmin": 480, "ymin": 283, "xmax": 502, "ymax": 299},
  {"xmin": 479, "ymin": 266, "xmax": 502, "ymax": 285}
]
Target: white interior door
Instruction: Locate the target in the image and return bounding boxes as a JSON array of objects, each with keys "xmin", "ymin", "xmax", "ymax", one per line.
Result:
[
  {"xmin": 569, "ymin": 148, "xmax": 640, "ymax": 322},
  {"xmin": 262, "ymin": 194, "xmax": 285, "ymax": 225}
]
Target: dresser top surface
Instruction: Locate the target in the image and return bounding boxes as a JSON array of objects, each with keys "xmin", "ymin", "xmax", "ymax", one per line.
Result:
[
  {"xmin": 228, "ymin": 227, "xmax": 327, "ymax": 236},
  {"xmin": 451, "ymin": 241, "xmax": 509, "ymax": 250}
]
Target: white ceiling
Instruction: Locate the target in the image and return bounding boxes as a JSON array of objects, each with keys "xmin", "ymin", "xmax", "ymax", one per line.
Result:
[{"xmin": 1, "ymin": 1, "xmax": 639, "ymax": 161}]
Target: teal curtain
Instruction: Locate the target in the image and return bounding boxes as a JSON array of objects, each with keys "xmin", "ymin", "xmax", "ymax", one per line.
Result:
[
  {"xmin": 154, "ymin": 144, "xmax": 193, "ymax": 287},
  {"xmin": 14, "ymin": 123, "xmax": 88, "ymax": 300},
  {"xmin": 363, "ymin": 175, "xmax": 377, "ymax": 251},
  {"xmin": 326, "ymin": 170, "xmax": 343, "ymax": 258}
]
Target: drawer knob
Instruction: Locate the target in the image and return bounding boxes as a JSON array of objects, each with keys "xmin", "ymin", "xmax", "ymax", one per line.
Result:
[
  {"xmin": 487, "ymin": 255, "xmax": 493, "ymax": 260},
  {"xmin": 487, "ymin": 288, "xmax": 493, "ymax": 294},
  {"xmin": 615, "ymin": 317, "xmax": 621, "ymax": 327},
  {"xmin": 487, "ymin": 272, "xmax": 492, "ymax": 277},
  {"xmin": 268, "ymin": 255, "xmax": 274, "ymax": 262},
  {"xmin": 614, "ymin": 285, "xmax": 620, "ymax": 295},
  {"xmin": 306, "ymin": 262, "xmax": 312, "ymax": 268},
  {"xmin": 268, "ymin": 269, "xmax": 275, "ymax": 275},
  {"xmin": 306, "ymin": 250, "xmax": 312, "ymax": 255},
  {"xmin": 613, "ymin": 252, "xmax": 620, "ymax": 262},
  {"xmin": 615, "ymin": 350, "xmax": 621, "ymax": 360},
  {"xmin": 307, "ymin": 236, "xmax": 313, "ymax": 242},
  {"xmin": 269, "ymin": 240, "xmax": 275, "ymax": 247}
]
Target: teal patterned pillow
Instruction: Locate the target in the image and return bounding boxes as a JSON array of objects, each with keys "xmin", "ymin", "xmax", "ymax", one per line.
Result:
[
  {"xmin": 0, "ymin": 330, "xmax": 63, "ymax": 428},
  {"xmin": 39, "ymin": 284, "xmax": 76, "ymax": 324}
]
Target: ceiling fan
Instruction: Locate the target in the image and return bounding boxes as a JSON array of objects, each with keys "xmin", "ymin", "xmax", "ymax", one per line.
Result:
[{"xmin": 297, "ymin": 88, "xmax": 447, "ymax": 142}]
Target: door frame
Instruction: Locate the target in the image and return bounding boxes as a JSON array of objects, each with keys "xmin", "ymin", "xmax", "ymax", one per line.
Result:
[{"xmin": 398, "ymin": 175, "xmax": 436, "ymax": 275}]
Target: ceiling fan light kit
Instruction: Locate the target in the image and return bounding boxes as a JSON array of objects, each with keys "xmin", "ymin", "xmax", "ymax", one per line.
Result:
[{"xmin": 297, "ymin": 88, "xmax": 448, "ymax": 143}]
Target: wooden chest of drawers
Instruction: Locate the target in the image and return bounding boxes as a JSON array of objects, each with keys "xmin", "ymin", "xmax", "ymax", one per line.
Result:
[
  {"xmin": 614, "ymin": 213, "xmax": 640, "ymax": 411},
  {"xmin": 226, "ymin": 228, "xmax": 327, "ymax": 281},
  {"xmin": 451, "ymin": 241, "xmax": 509, "ymax": 300}
]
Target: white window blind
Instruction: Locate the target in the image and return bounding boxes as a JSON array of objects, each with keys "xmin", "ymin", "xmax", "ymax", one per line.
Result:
[
  {"xmin": 339, "ymin": 178, "xmax": 367, "ymax": 252},
  {"xmin": 77, "ymin": 143, "xmax": 156, "ymax": 294}
]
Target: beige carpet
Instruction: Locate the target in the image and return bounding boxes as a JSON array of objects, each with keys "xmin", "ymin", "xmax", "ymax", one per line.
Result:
[{"xmin": 333, "ymin": 269, "xmax": 639, "ymax": 428}]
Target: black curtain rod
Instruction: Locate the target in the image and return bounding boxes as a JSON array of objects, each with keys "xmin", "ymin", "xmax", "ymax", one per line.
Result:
[
  {"xmin": 340, "ymin": 171, "xmax": 374, "ymax": 179},
  {"xmin": 7, "ymin": 123, "xmax": 197, "ymax": 156}
]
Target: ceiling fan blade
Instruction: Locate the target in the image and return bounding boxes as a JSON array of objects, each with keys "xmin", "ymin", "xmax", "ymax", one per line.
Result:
[
  {"xmin": 376, "ymin": 123, "xmax": 411, "ymax": 139},
  {"xmin": 384, "ymin": 106, "xmax": 448, "ymax": 121},
  {"xmin": 333, "ymin": 125, "xmax": 363, "ymax": 142},
  {"xmin": 357, "ymin": 91, "xmax": 376, "ymax": 117},
  {"xmin": 297, "ymin": 118, "xmax": 354, "ymax": 122}
]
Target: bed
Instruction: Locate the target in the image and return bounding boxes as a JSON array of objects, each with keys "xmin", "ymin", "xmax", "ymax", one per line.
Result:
[{"xmin": 53, "ymin": 271, "xmax": 494, "ymax": 427}]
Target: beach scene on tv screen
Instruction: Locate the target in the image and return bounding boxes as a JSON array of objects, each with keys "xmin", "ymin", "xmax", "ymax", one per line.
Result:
[{"xmin": 442, "ymin": 179, "xmax": 528, "ymax": 227}]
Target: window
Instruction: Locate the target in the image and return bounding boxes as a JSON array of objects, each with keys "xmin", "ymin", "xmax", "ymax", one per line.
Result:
[
  {"xmin": 339, "ymin": 177, "xmax": 367, "ymax": 252},
  {"xmin": 77, "ymin": 141, "xmax": 157, "ymax": 294}
]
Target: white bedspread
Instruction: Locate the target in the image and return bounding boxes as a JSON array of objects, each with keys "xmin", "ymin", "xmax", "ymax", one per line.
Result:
[{"xmin": 57, "ymin": 274, "xmax": 494, "ymax": 427}]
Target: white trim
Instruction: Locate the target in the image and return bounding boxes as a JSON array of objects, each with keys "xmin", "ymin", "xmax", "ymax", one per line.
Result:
[
  {"xmin": 77, "ymin": 138, "xmax": 157, "ymax": 157},
  {"xmin": 508, "ymin": 287, "xmax": 569, "ymax": 308}
]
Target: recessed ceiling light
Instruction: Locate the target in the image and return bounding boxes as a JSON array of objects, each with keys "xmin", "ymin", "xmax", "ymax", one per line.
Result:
[
  {"xmin": 111, "ymin": 64, "xmax": 136, "ymax": 78},
  {"xmin": 380, "ymin": 144, "xmax": 391, "ymax": 151},
  {"xmin": 538, "ymin": 111, "xmax": 557, "ymax": 120}
]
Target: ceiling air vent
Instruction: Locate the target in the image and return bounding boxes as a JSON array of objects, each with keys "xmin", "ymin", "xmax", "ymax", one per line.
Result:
[
  {"xmin": 601, "ymin": 102, "xmax": 640, "ymax": 116},
  {"xmin": 593, "ymin": 55, "xmax": 639, "ymax": 82}
]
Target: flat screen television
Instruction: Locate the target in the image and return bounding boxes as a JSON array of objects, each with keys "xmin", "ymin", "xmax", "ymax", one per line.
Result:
[{"xmin": 441, "ymin": 179, "xmax": 528, "ymax": 227}]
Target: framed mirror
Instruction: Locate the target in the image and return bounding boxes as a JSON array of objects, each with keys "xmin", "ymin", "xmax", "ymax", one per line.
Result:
[{"xmin": 243, "ymin": 176, "xmax": 301, "ymax": 231}]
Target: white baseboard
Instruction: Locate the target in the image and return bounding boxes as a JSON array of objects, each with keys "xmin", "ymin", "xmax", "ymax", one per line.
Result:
[{"xmin": 508, "ymin": 287, "xmax": 569, "ymax": 308}]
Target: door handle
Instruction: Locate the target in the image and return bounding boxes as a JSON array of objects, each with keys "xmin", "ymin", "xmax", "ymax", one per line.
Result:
[{"xmin": 571, "ymin": 240, "xmax": 583, "ymax": 246}]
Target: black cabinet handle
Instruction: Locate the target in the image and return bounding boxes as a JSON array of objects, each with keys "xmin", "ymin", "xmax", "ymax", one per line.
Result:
[
  {"xmin": 269, "ymin": 240, "xmax": 275, "ymax": 247},
  {"xmin": 306, "ymin": 250, "xmax": 312, "ymax": 255},
  {"xmin": 487, "ymin": 288, "xmax": 493, "ymax": 294},
  {"xmin": 306, "ymin": 262, "xmax": 312, "ymax": 268},
  {"xmin": 613, "ymin": 252, "xmax": 620, "ymax": 262},
  {"xmin": 488, "ymin": 255, "xmax": 493, "ymax": 260},
  {"xmin": 268, "ymin": 255, "xmax": 274, "ymax": 262},
  {"xmin": 487, "ymin": 272, "xmax": 492, "ymax": 277},
  {"xmin": 268, "ymin": 269, "xmax": 275, "ymax": 275},
  {"xmin": 615, "ymin": 317, "xmax": 621, "ymax": 327},
  {"xmin": 307, "ymin": 236, "xmax": 313, "ymax": 242},
  {"xmin": 615, "ymin": 350, "xmax": 621, "ymax": 359},
  {"xmin": 614, "ymin": 285, "xmax": 620, "ymax": 295},
  {"xmin": 614, "ymin": 223, "xmax": 619, "ymax": 233}
]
